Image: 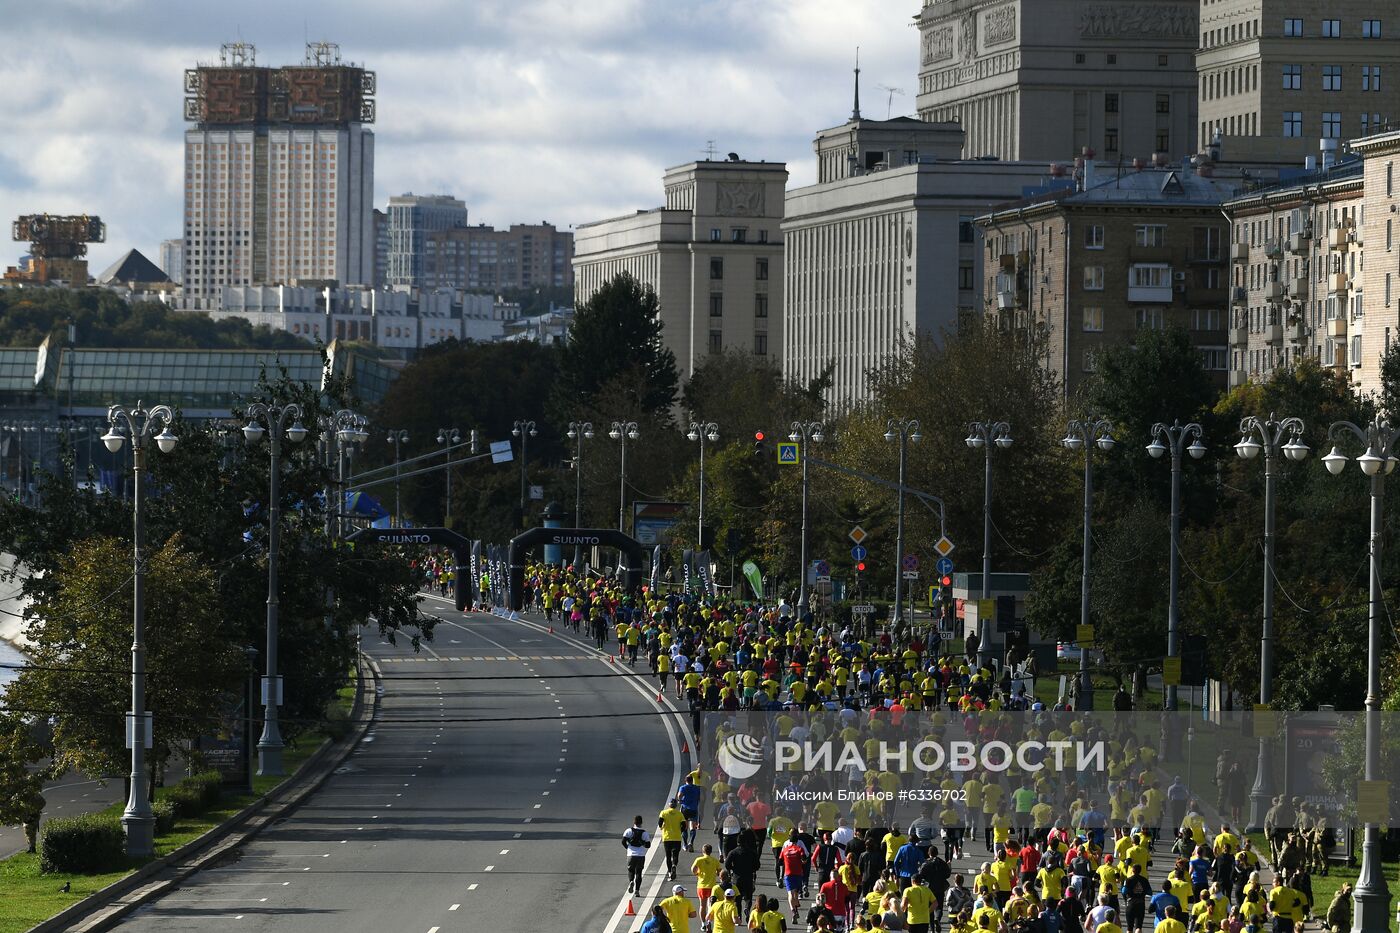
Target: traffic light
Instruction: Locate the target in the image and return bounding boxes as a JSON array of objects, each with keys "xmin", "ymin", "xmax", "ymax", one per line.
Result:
[
  {"xmin": 855, "ymin": 561, "xmax": 866, "ymax": 572},
  {"xmin": 940, "ymin": 574, "xmax": 952, "ymax": 587},
  {"xmin": 752, "ymin": 430, "xmax": 768, "ymax": 457}
]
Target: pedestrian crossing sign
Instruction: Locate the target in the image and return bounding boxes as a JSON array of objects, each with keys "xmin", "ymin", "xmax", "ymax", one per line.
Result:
[{"xmin": 777, "ymin": 442, "xmax": 800, "ymax": 464}]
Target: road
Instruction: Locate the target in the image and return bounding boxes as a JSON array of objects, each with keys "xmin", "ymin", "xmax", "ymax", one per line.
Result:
[{"xmin": 103, "ymin": 596, "xmax": 690, "ymax": 933}]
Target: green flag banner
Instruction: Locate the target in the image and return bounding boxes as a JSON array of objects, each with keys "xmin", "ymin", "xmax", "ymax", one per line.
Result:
[{"xmin": 742, "ymin": 560, "xmax": 764, "ymax": 601}]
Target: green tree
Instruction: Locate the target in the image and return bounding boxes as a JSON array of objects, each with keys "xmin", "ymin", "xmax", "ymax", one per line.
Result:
[
  {"xmin": 0, "ymin": 714, "xmax": 46, "ymax": 853},
  {"xmin": 7, "ymin": 535, "xmax": 242, "ymax": 783},
  {"xmin": 554, "ymin": 273, "xmax": 679, "ymax": 419}
]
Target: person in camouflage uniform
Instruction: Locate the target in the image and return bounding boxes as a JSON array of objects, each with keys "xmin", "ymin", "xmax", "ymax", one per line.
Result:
[
  {"xmin": 1324, "ymin": 883, "xmax": 1351, "ymax": 933},
  {"xmin": 1264, "ymin": 795, "xmax": 1295, "ymax": 865}
]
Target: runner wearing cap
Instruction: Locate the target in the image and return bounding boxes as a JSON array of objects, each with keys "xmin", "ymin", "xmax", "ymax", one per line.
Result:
[
  {"xmin": 707, "ymin": 888, "xmax": 741, "ymax": 933},
  {"xmin": 660, "ymin": 884, "xmax": 698, "ymax": 933}
]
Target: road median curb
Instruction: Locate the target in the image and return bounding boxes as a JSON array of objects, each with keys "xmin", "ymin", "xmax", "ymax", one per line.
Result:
[{"xmin": 27, "ymin": 653, "xmax": 382, "ymax": 933}]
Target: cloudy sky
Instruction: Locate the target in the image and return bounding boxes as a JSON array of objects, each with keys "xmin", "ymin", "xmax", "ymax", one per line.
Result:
[{"xmin": 1, "ymin": 0, "xmax": 917, "ymax": 273}]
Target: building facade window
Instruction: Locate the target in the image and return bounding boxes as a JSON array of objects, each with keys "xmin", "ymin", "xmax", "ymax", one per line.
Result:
[
  {"xmin": 731, "ymin": 228, "xmax": 747, "ymax": 243},
  {"xmin": 1083, "ymin": 266, "xmax": 1105, "ymax": 290},
  {"xmin": 1104, "ymin": 93, "xmax": 1119, "ymax": 112},
  {"xmin": 1363, "ymin": 66, "xmax": 1382, "ymax": 91},
  {"xmin": 1199, "ymin": 347, "xmax": 1228, "ymax": 370},
  {"xmin": 1323, "ymin": 65, "xmax": 1342, "ymax": 90},
  {"xmin": 753, "ymin": 333, "xmax": 767, "ymax": 355},
  {"xmin": 1322, "ymin": 112, "xmax": 1342, "ymax": 138},
  {"xmin": 1137, "ymin": 307, "xmax": 1166, "ymax": 329},
  {"xmin": 709, "ymin": 257, "xmax": 723, "ymax": 279},
  {"xmin": 755, "ymin": 293, "xmax": 768, "ymax": 318},
  {"xmin": 1082, "ymin": 306, "xmax": 1104, "ymax": 332},
  {"xmin": 959, "ymin": 217, "xmax": 976, "ymax": 242},
  {"xmin": 1131, "ymin": 265, "xmax": 1171, "ymax": 288},
  {"xmin": 1135, "ymin": 224, "xmax": 1167, "ymax": 247},
  {"xmin": 958, "ymin": 264, "xmax": 975, "ymax": 289},
  {"xmin": 1156, "ymin": 94, "xmax": 1171, "ymax": 114},
  {"xmin": 1156, "ymin": 132, "xmax": 1171, "ymax": 152},
  {"xmin": 709, "ymin": 330, "xmax": 723, "ymax": 354},
  {"xmin": 755, "ymin": 257, "xmax": 769, "ymax": 280},
  {"xmin": 1193, "ymin": 308, "xmax": 1223, "ymax": 330},
  {"xmin": 1282, "ymin": 64, "xmax": 1301, "ymax": 89},
  {"xmin": 1323, "ymin": 19, "xmax": 1340, "ymax": 37},
  {"xmin": 1284, "ymin": 18, "xmax": 1303, "ymax": 37},
  {"xmin": 710, "ymin": 228, "xmax": 721, "ymax": 242},
  {"xmin": 1283, "ymin": 111, "xmax": 1303, "ymax": 136},
  {"xmin": 1082, "ymin": 349, "xmax": 1098, "ymax": 372},
  {"xmin": 709, "ymin": 293, "xmax": 723, "ymax": 317},
  {"xmin": 1363, "ymin": 19, "xmax": 1382, "ymax": 38},
  {"xmin": 1085, "ymin": 225, "xmax": 1105, "ymax": 249},
  {"xmin": 1105, "ymin": 130, "xmax": 1119, "ymax": 152}
]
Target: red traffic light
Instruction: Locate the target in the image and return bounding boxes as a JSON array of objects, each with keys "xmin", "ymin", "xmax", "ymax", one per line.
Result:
[
  {"xmin": 754, "ymin": 430, "xmax": 765, "ymax": 441},
  {"xmin": 940, "ymin": 575, "xmax": 952, "ymax": 587},
  {"xmin": 856, "ymin": 561, "xmax": 866, "ymax": 572}
]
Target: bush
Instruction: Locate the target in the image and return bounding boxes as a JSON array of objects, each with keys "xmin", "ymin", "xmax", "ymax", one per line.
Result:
[
  {"xmin": 165, "ymin": 783, "xmax": 204, "ymax": 819},
  {"xmin": 187, "ymin": 771, "xmax": 223, "ymax": 809},
  {"xmin": 39, "ymin": 813, "xmax": 126, "ymax": 874},
  {"xmin": 152, "ymin": 799, "xmax": 176, "ymax": 835},
  {"xmin": 324, "ymin": 703, "xmax": 351, "ymax": 741}
]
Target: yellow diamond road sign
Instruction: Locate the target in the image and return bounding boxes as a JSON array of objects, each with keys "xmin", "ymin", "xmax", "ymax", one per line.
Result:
[
  {"xmin": 849, "ymin": 526, "xmax": 867, "ymax": 545},
  {"xmin": 933, "ymin": 536, "xmax": 955, "ymax": 558}
]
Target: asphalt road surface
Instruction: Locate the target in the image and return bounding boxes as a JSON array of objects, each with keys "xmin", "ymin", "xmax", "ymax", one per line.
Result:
[{"xmin": 103, "ymin": 595, "xmax": 690, "ymax": 933}]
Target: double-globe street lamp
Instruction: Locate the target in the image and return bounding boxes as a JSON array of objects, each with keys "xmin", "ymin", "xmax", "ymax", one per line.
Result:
[
  {"xmin": 385, "ymin": 429, "xmax": 409, "ymax": 526},
  {"xmin": 566, "ymin": 422, "xmax": 594, "ymax": 566},
  {"xmin": 242, "ymin": 403, "xmax": 307, "ymax": 777},
  {"xmin": 437, "ymin": 428, "xmax": 460, "ymax": 527},
  {"xmin": 1235, "ymin": 413, "xmax": 1309, "ymax": 831},
  {"xmin": 1321, "ymin": 419, "xmax": 1396, "ymax": 933},
  {"xmin": 884, "ymin": 419, "xmax": 922, "ymax": 629},
  {"xmin": 1062, "ymin": 416, "xmax": 1115, "ymax": 710},
  {"xmin": 1146, "ymin": 420, "xmax": 1206, "ymax": 712},
  {"xmin": 687, "ymin": 421, "xmax": 720, "ymax": 549},
  {"xmin": 790, "ymin": 420, "xmax": 825, "ymax": 613},
  {"xmin": 966, "ymin": 421, "xmax": 1012, "ymax": 669},
  {"xmin": 609, "ymin": 421, "xmax": 640, "ymax": 532},
  {"xmin": 102, "ymin": 402, "xmax": 178, "ymax": 857},
  {"xmin": 512, "ymin": 420, "xmax": 538, "ymax": 528}
]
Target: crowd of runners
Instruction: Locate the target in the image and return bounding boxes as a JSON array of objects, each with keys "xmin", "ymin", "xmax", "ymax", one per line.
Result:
[{"xmin": 503, "ymin": 564, "xmax": 1347, "ymax": 933}]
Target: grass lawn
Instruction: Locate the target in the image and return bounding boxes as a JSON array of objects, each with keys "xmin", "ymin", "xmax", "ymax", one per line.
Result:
[
  {"xmin": 0, "ymin": 670, "xmax": 358, "ymax": 933},
  {"xmin": 1243, "ymin": 831, "xmax": 1400, "ymax": 933}
]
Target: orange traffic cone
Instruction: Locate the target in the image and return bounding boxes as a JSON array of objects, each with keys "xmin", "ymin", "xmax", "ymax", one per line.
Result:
[
  {"xmin": 548, "ymin": 625, "xmax": 554, "ymax": 634},
  {"xmin": 681, "ymin": 740, "xmax": 689, "ymax": 754},
  {"xmin": 625, "ymin": 898, "xmax": 637, "ymax": 916},
  {"xmin": 656, "ymin": 690, "xmax": 664, "ymax": 702}
]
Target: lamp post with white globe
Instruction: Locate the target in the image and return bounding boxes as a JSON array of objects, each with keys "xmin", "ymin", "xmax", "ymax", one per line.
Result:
[
  {"xmin": 885, "ymin": 419, "xmax": 922, "ymax": 629},
  {"xmin": 102, "ymin": 402, "xmax": 179, "ymax": 857},
  {"xmin": 1235, "ymin": 413, "xmax": 1309, "ymax": 831},
  {"xmin": 687, "ymin": 421, "xmax": 720, "ymax": 548},
  {"xmin": 1321, "ymin": 418, "xmax": 1396, "ymax": 933},
  {"xmin": 791, "ymin": 420, "xmax": 825, "ymax": 613},
  {"xmin": 609, "ymin": 421, "xmax": 640, "ymax": 532},
  {"xmin": 1063, "ymin": 416, "xmax": 1116, "ymax": 710},
  {"xmin": 1146, "ymin": 420, "xmax": 1206, "ymax": 712}
]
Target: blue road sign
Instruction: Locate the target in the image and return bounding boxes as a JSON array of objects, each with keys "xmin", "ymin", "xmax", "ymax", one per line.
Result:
[
  {"xmin": 936, "ymin": 557, "xmax": 954, "ymax": 576},
  {"xmin": 777, "ymin": 442, "xmax": 800, "ymax": 464},
  {"xmin": 814, "ymin": 559, "xmax": 831, "ymax": 577},
  {"xmin": 851, "ymin": 545, "xmax": 868, "ymax": 561},
  {"xmin": 902, "ymin": 553, "xmax": 919, "ymax": 572}
]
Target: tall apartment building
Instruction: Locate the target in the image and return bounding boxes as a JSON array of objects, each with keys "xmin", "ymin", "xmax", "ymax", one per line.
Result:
[
  {"xmin": 573, "ymin": 159, "xmax": 787, "ymax": 380},
  {"xmin": 783, "ymin": 115, "xmax": 1054, "ymax": 409},
  {"xmin": 157, "ymin": 238, "xmax": 184, "ymax": 285},
  {"xmin": 1197, "ymin": 2, "xmax": 1398, "ymax": 155},
  {"xmin": 914, "ymin": 0, "xmax": 1199, "ymax": 161},
  {"xmin": 1223, "ymin": 158, "xmax": 1369, "ymax": 389},
  {"xmin": 372, "ymin": 208, "xmax": 389, "ymax": 287},
  {"xmin": 179, "ymin": 42, "xmax": 375, "ymax": 310},
  {"xmin": 422, "ymin": 223, "xmax": 574, "ymax": 291},
  {"xmin": 977, "ymin": 163, "xmax": 1236, "ymax": 397},
  {"xmin": 385, "ymin": 193, "xmax": 468, "ymax": 286}
]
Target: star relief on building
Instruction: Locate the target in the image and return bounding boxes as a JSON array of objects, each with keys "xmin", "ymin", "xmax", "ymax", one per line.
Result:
[{"xmin": 715, "ymin": 183, "xmax": 765, "ymax": 217}]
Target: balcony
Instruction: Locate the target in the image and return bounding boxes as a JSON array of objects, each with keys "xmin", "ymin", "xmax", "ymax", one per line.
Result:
[
  {"xmin": 1264, "ymin": 239, "xmax": 1285, "ymax": 259},
  {"xmin": 1229, "ymin": 368, "xmax": 1249, "ymax": 388},
  {"xmin": 1288, "ymin": 232, "xmax": 1311, "ymax": 254},
  {"xmin": 1129, "ymin": 285, "xmax": 1173, "ymax": 303},
  {"xmin": 1328, "ymin": 228, "xmax": 1348, "ymax": 249},
  {"xmin": 1328, "ymin": 317, "xmax": 1347, "ymax": 339},
  {"xmin": 1329, "ymin": 272, "xmax": 1350, "ymax": 293},
  {"xmin": 1265, "ymin": 322, "xmax": 1283, "ymax": 345},
  {"xmin": 1289, "ymin": 277, "xmax": 1308, "ymax": 298},
  {"xmin": 1231, "ymin": 286, "xmax": 1249, "ymax": 305},
  {"xmin": 1229, "ymin": 325, "xmax": 1249, "ymax": 346},
  {"xmin": 999, "ymin": 253, "xmax": 1016, "ymax": 271},
  {"xmin": 1231, "ymin": 250, "xmax": 1249, "ymax": 265},
  {"xmin": 996, "ymin": 291, "xmax": 1016, "ymax": 311},
  {"xmin": 1287, "ymin": 320, "xmax": 1307, "ymax": 342},
  {"xmin": 1350, "ymin": 229, "xmax": 1364, "ymax": 247},
  {"xmin": 1263, "ymin": 281, "xmax": 1286, "ymax": 301}
]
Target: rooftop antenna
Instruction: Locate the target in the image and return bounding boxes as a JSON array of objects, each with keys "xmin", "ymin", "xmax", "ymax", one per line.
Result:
[
  {"xmin": 702, "ymin": 140, "xmax": 718, "ymax": 161},
  {"xmin": 875, "ymin": 83, "xmax": 905, "ymax": 119},
  {"xmin": 852, "ymin": 47, "xmax": 862, "ymax": 121}
]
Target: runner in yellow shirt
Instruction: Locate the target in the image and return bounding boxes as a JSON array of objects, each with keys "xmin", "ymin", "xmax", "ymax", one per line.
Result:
[
  {"xmin": 691, "ymin": 843, "xmax": 722, "ymax": 916},
  {"xmin": 707, "ymin": 888, "xmax": 741, "ymax": 933}
]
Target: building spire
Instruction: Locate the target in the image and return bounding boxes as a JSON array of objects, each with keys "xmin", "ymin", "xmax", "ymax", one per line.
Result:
[{"xmin": 852, "ymin": 46, "xmax": 862, "ymax": 121}]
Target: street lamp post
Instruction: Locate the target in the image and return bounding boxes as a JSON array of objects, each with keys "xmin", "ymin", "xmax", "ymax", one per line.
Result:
[
  {"xmin": 609, "ymin": 421, "xmax": 640, "ymax": 532},
  {"xmin": 385, "ymin": 429, "xmax": 408, "ymax": 526},
  {"xmin": 436, "ymin": 428, "xmax": 460, "ymax": 527},
  {"xmin": 884, "ymin": 420, "xmax": 922, "ymax": 631},
  {"xmin": 243, "ymin": 403, "xmax": 307, "ymax": 777},
  {"xmin": 567, "ymin": 422, "xmax": 594, "ymax": 566},
  {"xmin": 1062, "ymin": 416, "xmax": 1116, "ymax": 711},
  {"xmin": 102, "ymin": 402, "xmax": 178, "ymax": 857},
  {"xmin": 512, "ymin": 420, "xmax": 538, "ymax": 528},
  {"xmin": 1235, "ymin": 413, "xmax": 1308, "ymax": 830},
  {"xmin": 687, "ymin": 421, "xmax": 720, "ymax": 548},
  {"xmin": 1146, "ymin": 420, "xmax": 1206, "ymax": 712},
  {"xmin": 790, "ymin": 421, "xmax": 825, "ymax": 613},
  {"xmin": 335, "ymin": 414, "xmax": 369, "ymax": 537},
  {"xmin": 965, "ymin": 421, "xmax": 1012, "ymax": 669},
  {"xmin": 1321, "ymin": 419, "xmax": 1397, "ymax": 933}
]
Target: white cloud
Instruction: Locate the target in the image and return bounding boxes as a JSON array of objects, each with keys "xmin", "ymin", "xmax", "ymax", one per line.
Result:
[{"xmin": 0, "ymin": 0, "xmax": 915, "ymax": 271}]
